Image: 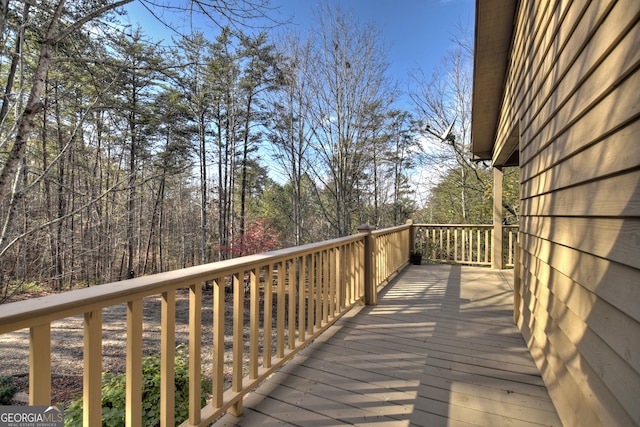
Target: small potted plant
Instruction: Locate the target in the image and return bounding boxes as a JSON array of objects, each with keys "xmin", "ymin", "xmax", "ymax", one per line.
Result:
[{"xmin": 410, "ymin": 248, "xmax": 423, "ymax": 265}]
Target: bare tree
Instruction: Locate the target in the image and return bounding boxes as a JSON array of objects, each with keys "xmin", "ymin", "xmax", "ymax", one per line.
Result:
[
  {"xmin": 410, "ymin": 31, "xmax": 480, "ymax": 222},
  {"xmin": 307, "ymin": 3, "xmax": 394, "ymax": 237},
  {"xmin": 266, "ymin": 31, "xmax": 316, "ymax": 245},
  {"xmin": 410, "ymin": 26, "xmax": 519, "ymax": 224},
  {"xmin": 138, "ymin": 0, "xmax": 281, "ymax": 33}
]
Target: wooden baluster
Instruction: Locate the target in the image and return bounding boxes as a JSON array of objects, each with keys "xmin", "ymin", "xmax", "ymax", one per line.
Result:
[
  {"xmin": 454, "ymin": 229, "xmax": 459, "ymax": 262},
  {"xmin": 288, "ymin": 259, "xmax": 296, "ymax": 350},
  {"xmin": 312, "ymin": 253, "xmax": 318, "ymax": 328},
  {"xmin": 328, "ymin": 251, "xmax": 333, "ymax": 307},
  {"xmin": 250, "ymin": 268, "xmax": 259, "ymax": 379},
  {"xmin": 485, "ymin": 229, "xmax": 490, "ymax": 264},
  {"xmin": 354, "ymin": 242, "xmax": 359, "ymax": 302},
  {"xmin": 329, "ymin": 248, "xmax": 336, "ymax": 318},
  {"xmin": 322, "ymin": 250, "xmax": 329, "ymax": 324},
  {"xmin": 83, "ymin": 311, "xmax": 101, "ymax": 426},
  {"xmin": 431, "ymin": 228, "xmax": 436, "ymax": 260},
  {"xmin": 354, "ymin": 242, "xmax": 360, "ymax": 300},
  {"xmin": 264, "ymin": 265, "xmax": 273, "ymax": 369},
  {"xmin": 462, "ymin": 229, "xmax": 467, "ymax": 263},
  {"xmin": 314, "ymin": 252, "xmax": 321, "ymax": 330},
  {"xmin": 230, "ymin": 273, "xmax": 244, "ymax": 417},
  {"xmin": 276, "ymin": 263, "xmax": 286, "ymax": 358},
  {"xmin": 213, "ymin": 277, "xmax": 225, "ymax": 408},
  {"xmin": 189, "ymin": 285, "xmax": 202, "ymax": 425},
  {"xmin": 160, "ymin": 291, "xmax": 175, "ymax": 427},
  {"xmin": 127, "ymin": 299, "xmax": 143, "ymax": 427},
  {"xmin": 29, "ymin": 323, "xmax": 51, "ymax": 406},
  {"xmin": 351, "ymin": 242, "xmax": 357, "ymax": 300},
  {"xmin": 299, "ymin": 255, "xmax": 306, "ymax": 342},
  {"xmin": 379, "ymin": 234, "xmax": 385, "ymax": 282},
  {"xmin": 345, "ymin": 244, "xmax": 351, "ymax": 305},
  {"xmin": 338, "ymin": 245, "xmax": 345, "ymax": 310}
]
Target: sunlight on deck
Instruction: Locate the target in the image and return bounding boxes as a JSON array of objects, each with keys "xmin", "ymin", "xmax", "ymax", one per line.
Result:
[{"xmin": 213, "ymin": 264, "xmax": 561, "ymax": 426}]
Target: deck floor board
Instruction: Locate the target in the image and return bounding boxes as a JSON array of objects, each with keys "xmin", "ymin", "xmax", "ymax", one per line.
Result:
[{"xmin": 212, "ymin": 264, "xmax": 561, "ymax": 426}]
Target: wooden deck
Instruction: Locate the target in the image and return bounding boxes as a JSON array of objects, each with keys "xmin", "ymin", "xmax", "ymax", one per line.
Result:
[{"xmin": 212, "ymin": 264, "xmax": 561, "ymax": 427}]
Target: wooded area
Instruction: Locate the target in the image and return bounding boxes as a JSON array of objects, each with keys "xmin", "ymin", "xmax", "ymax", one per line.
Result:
[{"xmin": 0, "ymin": 0, "xmax": 518, "ymax": 298}]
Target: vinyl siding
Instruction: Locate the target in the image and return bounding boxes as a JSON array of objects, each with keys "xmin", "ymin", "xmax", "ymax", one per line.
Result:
[{"xmin": 496, "ymin": 0, "xmax": 640, "ymax": 425}]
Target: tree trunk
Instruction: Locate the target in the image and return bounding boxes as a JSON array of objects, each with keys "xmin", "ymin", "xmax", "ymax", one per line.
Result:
[
  {"xmin": 127, "ymin": 87, "xmax": 137, "ymax": 279},
  {"xmin": 0, "ymin": 2, "xmax": 29, "ymax": 127},
  {"xmin": 239, "ymin": 92, "xmax": 254, "ymax": 254},
  {"xmin": 199, "ymin": 113, "xmax": 208, "ymax": 265},
  {"xmin": 0, "ymin": 0, "xmax": 10, "ymax": 48},
  {"xmin": 217, "ymin": 108, "xmax": 225, "ymax": 260}
]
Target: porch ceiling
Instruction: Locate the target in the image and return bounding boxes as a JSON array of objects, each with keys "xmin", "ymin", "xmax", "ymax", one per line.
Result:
[{"xmin": 471, "ymin": 0, "xmax": 518, "ymax": 165}]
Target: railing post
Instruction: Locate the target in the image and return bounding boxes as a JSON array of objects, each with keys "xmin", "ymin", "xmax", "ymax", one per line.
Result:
[
  {"xmin": 357, "ymin": 224, "xmax": 377, "ymax": 306},
  {"xmin": 492, "ymin": 166, "xmax": 504, "ymax": 269},
  {"xmin": 514, "ymin": 240, "xmax": 522, "ymax": 325},
  {"xmin": 406, "ymin": 219, "xmax": 414, "ymax": 258}
]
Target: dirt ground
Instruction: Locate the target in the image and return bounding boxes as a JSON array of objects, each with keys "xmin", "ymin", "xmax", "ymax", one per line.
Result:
[{"xmin": 0, "ymin": 288, "xmax": 218, "ymax": 407}]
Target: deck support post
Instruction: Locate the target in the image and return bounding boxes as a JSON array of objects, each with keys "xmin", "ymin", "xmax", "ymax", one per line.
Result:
[
  {"xmin": 406, "ymin": 219, "xmax": 415, "ymax": 258},
  {"xmin": 514, "ymin": 241, "xmax": 521, "ymax": 325},
  {"xmin": 492, "ymin": 166, "xmax": 504, "ymax": 269},
  {"xmin": 357, "ymin": 224, "xmax": 377, "ymax": 305}
]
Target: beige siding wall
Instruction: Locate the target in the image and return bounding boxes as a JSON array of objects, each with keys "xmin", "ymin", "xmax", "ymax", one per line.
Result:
[{"xmin": 498, "ymin": 1, "xmax": 640, "ymax": 426}]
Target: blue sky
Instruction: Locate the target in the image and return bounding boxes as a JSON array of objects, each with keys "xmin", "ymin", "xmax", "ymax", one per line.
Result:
[
  {"xmin": 125, "ymin": 0, "xmax": 475, "ymax": 99},
  {"xmin": 272, "ymin": 0, "xmax": 475, "ymax": 90}
]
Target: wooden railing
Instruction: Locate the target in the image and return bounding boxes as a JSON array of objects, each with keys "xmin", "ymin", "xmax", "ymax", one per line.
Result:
[
  {"xmin": 0, "ymin": 222, "xmax": 517, "ymax": 426},
  {"xmin": 0, "ymin": 224, "xmax": 411, "ymax": 427},
  {"xmin": 373, "ymin": 224, "xmax": 412, "ymax": 287},
  {"xmin": 413, "ymin": 224, "xmax": 519, "ymax": 268}
]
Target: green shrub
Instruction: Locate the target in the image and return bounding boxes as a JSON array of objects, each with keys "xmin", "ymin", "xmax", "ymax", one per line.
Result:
[
  {"xmin": 0, "ymin": 375, "xmax": 18, "ymax": 405},
  {"xmin": 64, "ymin": 348, "xmax": 211, "ymax": 427}
]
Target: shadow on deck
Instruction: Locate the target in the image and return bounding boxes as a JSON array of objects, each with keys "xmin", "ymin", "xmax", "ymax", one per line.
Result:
[{"xmin": 213, "ymin": 264, "xmax": 561, "ymax": 427}]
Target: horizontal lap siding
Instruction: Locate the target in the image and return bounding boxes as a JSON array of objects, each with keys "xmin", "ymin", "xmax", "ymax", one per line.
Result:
[{"xmin": 504, "ymin": 0, "xmax": 640, "ymax": 426}]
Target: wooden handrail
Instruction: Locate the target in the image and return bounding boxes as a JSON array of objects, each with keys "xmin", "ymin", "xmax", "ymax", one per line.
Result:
[{"xmin": 0, "ymin": 234, "xmax": 364, "ymax": 333}]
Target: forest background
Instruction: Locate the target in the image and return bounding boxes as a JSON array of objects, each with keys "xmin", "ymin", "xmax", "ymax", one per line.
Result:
[{"xmin": 0, "ymin": 0, "xmax": 518, "ymax": 298}]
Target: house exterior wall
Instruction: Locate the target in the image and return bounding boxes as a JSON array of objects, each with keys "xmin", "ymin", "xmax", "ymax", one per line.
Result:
[{"xmin": 495, "ymin": 1, "xmax": 640, "ymax": 425}]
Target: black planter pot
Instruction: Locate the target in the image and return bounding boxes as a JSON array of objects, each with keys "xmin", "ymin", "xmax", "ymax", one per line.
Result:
[{"xmin": 410, "ymin": 253, "xmax": 422, "ymax": 265}]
